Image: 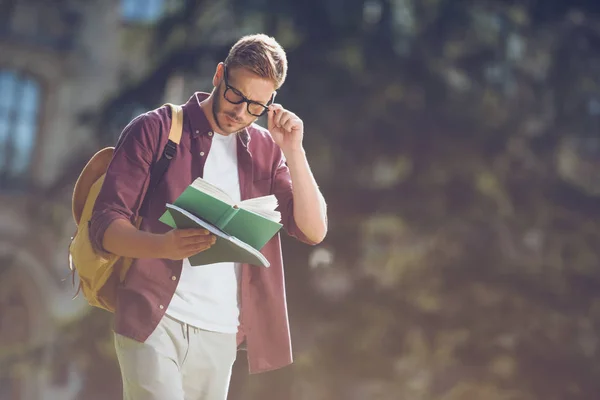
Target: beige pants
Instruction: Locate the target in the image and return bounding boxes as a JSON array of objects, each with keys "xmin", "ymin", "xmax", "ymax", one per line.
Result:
[{"xmin": 114, "ymin": 315, "xmax": 237, "ymax": 400}]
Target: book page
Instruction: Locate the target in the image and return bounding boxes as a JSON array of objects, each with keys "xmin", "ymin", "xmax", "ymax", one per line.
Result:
[
  {"xmin": 239, "ymin": 195, "xmax": 281, "ymax": 222},
  {"xmin": 190, "ymin": 177, "xmax": 233, "ymax": 205},
  {"xmin": 165, "ymin": 203, "xmax": 231, "ymax": 239}
]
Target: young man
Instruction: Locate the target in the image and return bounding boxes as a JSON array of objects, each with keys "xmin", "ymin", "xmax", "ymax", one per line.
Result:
[{"xmin": 89, "ymin": 34, "xmax": 327, "ymax": 400}]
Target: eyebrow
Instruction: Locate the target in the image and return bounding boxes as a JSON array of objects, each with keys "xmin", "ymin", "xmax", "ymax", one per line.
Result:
[
  {"xmin": 226, "ymin": 70, "xmax": 271, "ymax": 106},
  {"xmin": 231, "ymin": 83, "xmax": 269, "ymax": 105}
]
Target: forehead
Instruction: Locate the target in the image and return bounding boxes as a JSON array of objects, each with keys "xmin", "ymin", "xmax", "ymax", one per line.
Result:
[{"xmin": 227, "ymin": 66, "xmax": 276, "ymax": 103}]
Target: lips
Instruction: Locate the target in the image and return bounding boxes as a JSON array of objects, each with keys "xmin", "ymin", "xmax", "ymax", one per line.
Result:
[{"xmin": 226, "ymin": 115, "xmax": 240, "ymax": 124}]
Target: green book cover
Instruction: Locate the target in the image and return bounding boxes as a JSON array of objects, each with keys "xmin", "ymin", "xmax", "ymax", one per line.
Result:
[
  {"xmin": 172, "ymin": 184, "xmax": 282, "ymax": 250},
  {"xmin": 158, "ymin": 177, "xmax": 283, "ymax": 267},
  {"xmin": 160, "ymin": 204, "xmax": 270, "ymax": 267}
]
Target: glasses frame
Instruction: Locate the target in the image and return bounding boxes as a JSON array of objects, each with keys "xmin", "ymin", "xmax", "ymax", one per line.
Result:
[{"xmin": 222, "ymin": 65, "xmax": 275, "ymax": 117}]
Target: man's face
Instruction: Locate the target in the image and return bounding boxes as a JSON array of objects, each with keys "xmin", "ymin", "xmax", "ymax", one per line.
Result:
[{"xmin": 212, "ymin": 65, "xmax": 276, "ymax": 135}]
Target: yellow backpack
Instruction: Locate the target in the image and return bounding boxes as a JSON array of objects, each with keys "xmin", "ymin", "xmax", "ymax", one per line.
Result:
[{"xmin": 69, "ymin": 103, "xmax": 184, "ymax": 312}]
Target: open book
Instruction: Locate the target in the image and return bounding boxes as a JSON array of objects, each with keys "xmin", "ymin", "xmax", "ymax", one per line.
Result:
[{"xmin": 159, "ymin": 177, "xmax": 283, "ymax": 267}]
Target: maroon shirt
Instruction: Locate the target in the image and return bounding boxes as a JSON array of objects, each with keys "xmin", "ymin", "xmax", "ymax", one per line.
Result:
[{"xmin": 89, "ymin": 92, "xmax": 317, "ymax": 374}]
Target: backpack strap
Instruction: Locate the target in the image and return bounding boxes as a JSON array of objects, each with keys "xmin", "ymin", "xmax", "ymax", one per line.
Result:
[{"xmin": 139, "ymin": 103, "xmax": 184, "ymax": 216}]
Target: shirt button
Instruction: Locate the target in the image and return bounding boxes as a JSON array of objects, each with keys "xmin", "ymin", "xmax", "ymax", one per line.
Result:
[
  {"xmin": 159, "ymin": 305, "xmax": 164, "ymax": 310},
  {"xmin": 208, "ymin": 131, "xmax": 213, "ymax": 136},
  {"xmin": 200, "ymin": 151, "xmax": 205, "ymax": 156},
  {"xmin": 195, "ymin": 130, "xmax": 199, "ymax": 134},
  {"xmin": 171, "ymin": 276, "xmax": 177, "ymax": 281}
]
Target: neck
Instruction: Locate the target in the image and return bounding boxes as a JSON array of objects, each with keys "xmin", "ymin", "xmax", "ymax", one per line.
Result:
[{"xmin": 199, "ymin": 93, "xmax": 223, "ymax": 135}]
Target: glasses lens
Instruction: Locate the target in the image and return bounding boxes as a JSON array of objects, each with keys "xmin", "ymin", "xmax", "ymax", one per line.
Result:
[
  {"xmin": 248, "ymin": 103, "xmax": 266, "ymax": 116},
  {"xmin": 224, "ymin": 88, "xmax": 244, "ymax": 104}
]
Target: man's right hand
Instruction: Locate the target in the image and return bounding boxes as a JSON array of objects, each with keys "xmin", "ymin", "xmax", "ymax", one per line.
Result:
[{"xmin": 159, "ymin": 228, "xmax": 216, "ymax": 260}]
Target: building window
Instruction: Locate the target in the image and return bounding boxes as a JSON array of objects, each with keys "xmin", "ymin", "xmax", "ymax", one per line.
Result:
[
  {"xmin": 0, "ymin": 70, "xmax": 41, "ymax": 187},
  {"xmin": 121, "ymin": 0, "xmax": 164, "ymax": 23}
]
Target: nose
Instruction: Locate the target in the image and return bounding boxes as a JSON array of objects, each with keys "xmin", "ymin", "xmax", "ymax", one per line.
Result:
[{"xmin": 233, "ymin": 103, "xmax": 246, "ymax": 119}]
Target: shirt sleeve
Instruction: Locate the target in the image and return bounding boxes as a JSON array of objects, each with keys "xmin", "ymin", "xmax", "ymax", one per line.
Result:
[
  {"xmin": 88, "ymin": 113, "xmax": 160, "ymax": 254},
  {"xmin": 272, "ymin": 152, "xmax": 321, "ymax": 246}
]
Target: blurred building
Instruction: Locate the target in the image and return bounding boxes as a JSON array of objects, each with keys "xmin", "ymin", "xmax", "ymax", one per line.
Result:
[
  {"xmin": 0, "ymin": 0, "xmax": 284, "ymax": 398},
  {"xmin": 0, "ymin": 1, "xmax": 179, "ymax": 399}
]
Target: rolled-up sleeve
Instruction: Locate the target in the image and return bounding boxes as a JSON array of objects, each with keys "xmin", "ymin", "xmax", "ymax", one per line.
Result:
[
  {"xmin": 89, "ymin": 113, "xmax": 158, "ymax": 253},
  {"xmin": 272, "ymin": 153, "xmax": 320, "ymax": 246}
]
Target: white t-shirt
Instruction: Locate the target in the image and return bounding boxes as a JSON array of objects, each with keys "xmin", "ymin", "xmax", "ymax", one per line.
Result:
[{"xmin": 165, "ymin": 131, "xmax": 241, "ymax": 333}]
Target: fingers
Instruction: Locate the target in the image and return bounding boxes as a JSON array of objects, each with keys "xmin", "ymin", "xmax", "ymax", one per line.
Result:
[
  {"xmin": 181, "ymin": 233, "xmax": 216, "ymax": 246},
  {"xmin": 268, "ymin": 104, "xmax": 284, "ymax": 127},
  {"xmin": 177, "ymin": 228, "xmax": 210, "ymax": 237},
  {"xmin": 267, "ymin": 104, "xmax": 303, "ymax": 135},
  {"xmin": 277, "ymin": 112, "xmax": 291, "ymax": 129},
  {"xmin": 181, "ymin": 242, "xmax": 214, "ymax": 258},
  {"xmin": 273, "ymin": 111, "xmax": 297, "ymax": 132},
  {"xmin": 269, "ymin": 103, "xmax": 283, "ymax": 113},
  {"xmin": 267, "ymin": 105, "xmax": 275, "ymax": 127},
  {"xmin": 273, "ymin": 110, "xmax": 285, "ymax": 128},
  {"xmin": 163, "ymin": 229, "xmax": 217, "ymax": 260},
  {"xmin": 184, "ymin": 239, "xmax": 215, "ymax": 253},
  {"xmin": 181, "ymin": 235, "xmax": 216, "ymax": 257},
  {"xmin": 282, "ymin": 117, "xmax": 297, "ymax": 132}
]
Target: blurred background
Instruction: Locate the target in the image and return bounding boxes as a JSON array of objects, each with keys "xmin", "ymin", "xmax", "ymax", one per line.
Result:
[{"xmin": 1, "ymin": 0, "xmax": 600, "ymax": 399}]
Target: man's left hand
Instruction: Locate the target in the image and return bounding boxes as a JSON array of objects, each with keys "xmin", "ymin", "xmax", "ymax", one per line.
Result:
[{"xmin": 267, "ymin": 104, "xmax": 304, "ymax": 155}]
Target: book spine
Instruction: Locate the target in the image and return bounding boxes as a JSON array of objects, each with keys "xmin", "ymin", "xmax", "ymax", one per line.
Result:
[{"xmin": 215, "ymin": 206, "xmax": 239, "ymax": 229}]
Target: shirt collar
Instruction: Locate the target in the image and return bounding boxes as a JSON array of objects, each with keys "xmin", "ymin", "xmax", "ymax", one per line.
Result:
[{"xmin": 183, "ymin": 92, "xmax": 250, "ymax": 148}]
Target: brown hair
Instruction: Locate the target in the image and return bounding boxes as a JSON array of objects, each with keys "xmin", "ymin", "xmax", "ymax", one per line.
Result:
[{"xmin": 224, "ymin": 34, "xmax": 288, "ymax": 89}]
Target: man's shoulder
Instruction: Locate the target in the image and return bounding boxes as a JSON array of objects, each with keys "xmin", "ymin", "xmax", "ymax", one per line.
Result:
[
  {"xmin": 117, "ymin": 105, "xmax": 171, "ymax": 147},
  {"xmin": 246, "ymin": 123, "xmax": 282, "ymax": 162},
  {"xmin": 247, "ymin": 122, "xmax": 273, "ymax": 142},
  {"xmin": 246, "ymin": 123, "xmax": 279, "ymax": 151},
  {"xmin": 128, "ymin": 105, "xmax": 171, "ymax": 132}
]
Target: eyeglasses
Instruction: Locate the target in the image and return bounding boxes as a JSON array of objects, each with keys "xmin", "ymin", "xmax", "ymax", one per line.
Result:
[{"xmin": 222, "ymin": 65, "xmax": 275, "ymax": 117}]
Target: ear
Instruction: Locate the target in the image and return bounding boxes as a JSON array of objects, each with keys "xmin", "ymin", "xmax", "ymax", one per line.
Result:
[{"xmin": 212, "ymin": 62, "xmax": 225, "ymax": 87}]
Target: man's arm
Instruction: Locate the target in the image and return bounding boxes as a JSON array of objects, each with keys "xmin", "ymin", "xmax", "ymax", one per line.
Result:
[
  {"xmin": 283, "ymin": 149, "xmax": 327, "ymax": 243},
  {"xmin": 89, "ymin": 110, "xmax": 215, "ymax": 260},
  {"xmin": 103, "ymin": 219, "xmax": 215, "ymax": 260},
  {"xmin": 268, "ymin": 104, "xmax": 328, "ymax": 244}
]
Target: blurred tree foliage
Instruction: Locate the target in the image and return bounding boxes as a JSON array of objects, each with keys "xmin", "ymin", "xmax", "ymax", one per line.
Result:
[{"xmin": 28, "ymin": 0, "xmax": 600, "ymax": 399}]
